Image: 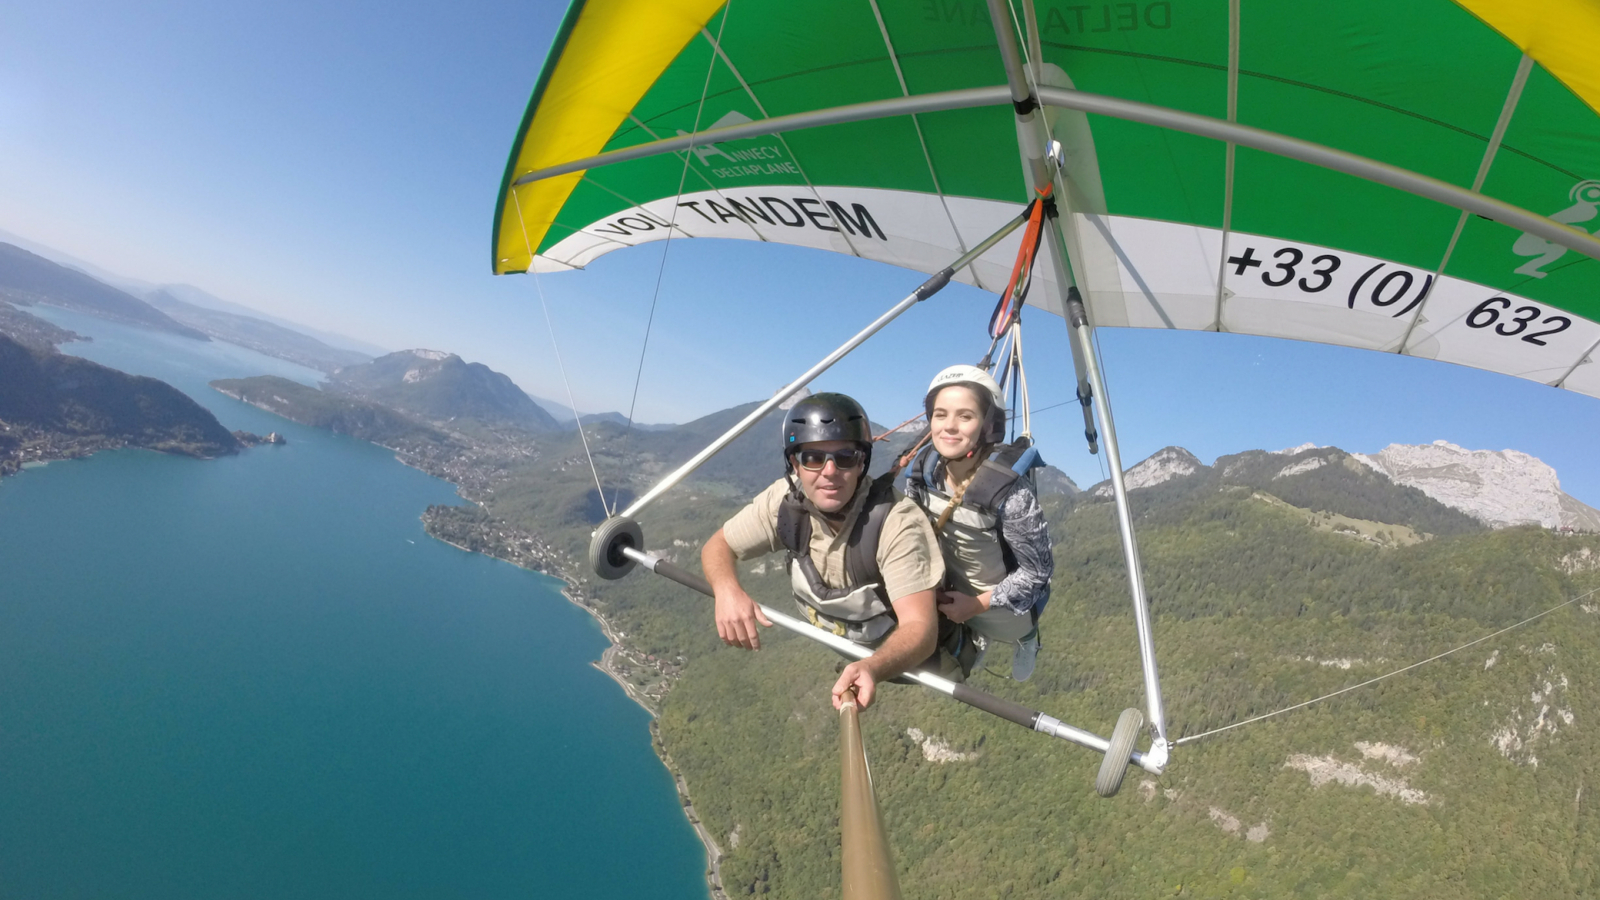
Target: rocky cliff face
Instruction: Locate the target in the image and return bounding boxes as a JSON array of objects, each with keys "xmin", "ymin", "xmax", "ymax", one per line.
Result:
[
  {"xmin": 1086, "ymin": 439, "xmax": 1598, "ymax": 536},
  {"xmin": 1091, "ymin": 446, "xmax": 1202, "ymax": 497},
  {"xmin": 1352, "ymin": 441, "xmax": 1600, "ymax": 531}
]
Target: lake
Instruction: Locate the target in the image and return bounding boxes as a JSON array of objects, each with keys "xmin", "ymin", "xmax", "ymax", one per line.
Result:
[{"xmin": 0, "ymin": 307, "xmax": 707, "ymax": 899}]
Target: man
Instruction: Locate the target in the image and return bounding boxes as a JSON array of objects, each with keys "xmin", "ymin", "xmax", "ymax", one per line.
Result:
[{"xmin": 701, "ymin": 392, "xmax": 945, "ymax": 709}]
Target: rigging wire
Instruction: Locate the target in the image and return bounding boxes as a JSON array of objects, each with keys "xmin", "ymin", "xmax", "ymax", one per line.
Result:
[
  {"xmin": 621, "ymin": 0, "xmax": 731, "ymax": 437},
  {"xmin": 510, "ymin": 189, "xmax": 610, "ymax": 515},
  {"xmin": 1174, "ymin": 584, "xmax": 1600, "ymax": 746},
  {"xmin": 506, "ymin": 7, "xmax": 732, "ymax": 518},
  {"xmin": 873, "ymin": 412, "xmax": 925, "ymax": 442},
  {"xmin": 1013, "ymin": 321, "xmax": 1032, "ymax": 436}
]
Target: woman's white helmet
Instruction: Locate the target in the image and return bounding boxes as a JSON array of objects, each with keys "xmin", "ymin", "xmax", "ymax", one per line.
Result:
[{"xmin": 925, "ymin": 364, "xmax": 1007, "ymax": 443}]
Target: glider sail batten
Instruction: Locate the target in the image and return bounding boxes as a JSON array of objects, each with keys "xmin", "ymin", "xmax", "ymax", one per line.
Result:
[{"xmin": 495, "ymin": 0, "xmax": 1600, "ymax": 399}]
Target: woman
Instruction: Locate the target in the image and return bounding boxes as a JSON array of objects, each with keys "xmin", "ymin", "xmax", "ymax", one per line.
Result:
[{"xmin": 903, "ymin": 365, "xmax": 1053, "ymax": 681}]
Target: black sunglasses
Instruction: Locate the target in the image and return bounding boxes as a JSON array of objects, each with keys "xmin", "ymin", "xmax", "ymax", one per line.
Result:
[{"xmin": 793, "ymin": 448, "xmax": 866, "ymax": 471}]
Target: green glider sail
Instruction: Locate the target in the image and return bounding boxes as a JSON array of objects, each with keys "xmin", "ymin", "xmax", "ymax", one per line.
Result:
[{"xmin": 495, "ymin": 0, "xmax": 1600, "ymax": 400}]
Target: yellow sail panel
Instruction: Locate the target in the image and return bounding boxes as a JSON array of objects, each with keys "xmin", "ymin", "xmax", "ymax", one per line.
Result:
[
  {"xmin": 1455, "ymin": 0, "xmax": 1600, "ymax": 114},
  {"xmin": 495, "ymin": 0, "xmax": 725, "ymax": 273}
]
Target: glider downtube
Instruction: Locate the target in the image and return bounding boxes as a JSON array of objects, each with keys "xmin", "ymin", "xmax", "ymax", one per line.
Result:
[{"xmin": 986, "ymin": 0, "xmax": 1171, "ymax": 761}]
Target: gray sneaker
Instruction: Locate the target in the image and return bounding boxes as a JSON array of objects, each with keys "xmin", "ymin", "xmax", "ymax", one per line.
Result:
[{"xmin": 1012, "ymin": 630, "xmax": 1040, "ymax": 682}]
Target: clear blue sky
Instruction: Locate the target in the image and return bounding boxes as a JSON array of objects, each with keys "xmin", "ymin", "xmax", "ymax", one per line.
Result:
[{"xmin": 3, "ymin": 1, "xmax": 1597, "ymax": 503}]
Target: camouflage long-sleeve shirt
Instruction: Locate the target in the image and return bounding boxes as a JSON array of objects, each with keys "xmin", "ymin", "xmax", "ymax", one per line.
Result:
[{"xmin": 904, "ymin": 469, "xmax": 1055, "ymax": 616}]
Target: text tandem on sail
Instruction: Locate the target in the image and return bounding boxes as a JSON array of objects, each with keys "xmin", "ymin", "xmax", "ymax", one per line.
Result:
[{"xmin": 590, "ymin": 196, "xmax": 888, "ymax": 242}]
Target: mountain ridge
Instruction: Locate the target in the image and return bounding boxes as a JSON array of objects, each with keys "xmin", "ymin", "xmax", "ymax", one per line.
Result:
[
  {"xmin": 0, "ymin": 242, "xmax": 207, "ymax": 340},
  {"xmin": 324, "ymin": 349, "xmax": 561, "ymax": 433},
  {"xmin": 1088, "ymin": 441, "xmax": 1594, "ymax": 536},
  {"xmin": 146, "ymin": 289, "xmax": 372, "ymax": 373},
  {"xmin": 150, "ymin": 282, "xmax": 388, "ymax": 357}
]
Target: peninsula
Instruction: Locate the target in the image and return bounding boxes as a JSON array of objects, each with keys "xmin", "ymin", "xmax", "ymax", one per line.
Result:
[{"xmin": 0, "ymin": 332, "xmax": 240, "ymax": 476}]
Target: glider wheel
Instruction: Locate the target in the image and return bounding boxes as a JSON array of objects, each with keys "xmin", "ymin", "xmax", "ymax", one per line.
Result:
[
  {"xmin": 1095, "ymin": 707, "xmax": 1144, "ymax": 798},
  {"xmin": 589, "ymin": 516, "xmax": 643, "ymax": 580}
]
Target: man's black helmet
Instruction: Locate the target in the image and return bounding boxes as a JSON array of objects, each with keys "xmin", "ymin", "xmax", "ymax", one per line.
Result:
[{"xmin": 782, "ymin": 392, "xmax": 873, "ymax": 458}]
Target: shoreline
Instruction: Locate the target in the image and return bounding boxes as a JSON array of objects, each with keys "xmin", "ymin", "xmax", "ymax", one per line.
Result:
[
  {"xmin": 574, "ymin": 587, "xmax": 660, "ymax": 714},
  {"xmin": 213, "ymin": 396, "xmax": 728, "ymax": 899},
  {"xmin": 426, "ymin": 532, "xmax": 667, "ymax": 713},
  {"xmin": 659, "ymin": 740, "xmax": 730, "ymax": 900},
  {"xmin": 421, "ymin": 506, "xmax": 722, "ymax": 897}
]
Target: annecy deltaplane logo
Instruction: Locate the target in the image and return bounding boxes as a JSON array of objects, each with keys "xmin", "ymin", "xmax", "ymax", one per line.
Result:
[
  {"xmin": 676, "ymin": 110, "xmax": 801, "ymax": 180},
  {"xmin": 585, "ymin": 109, "xmax": 888, "ymax": 243},
  {"xmin": 1512, "ymin": 179, "xmax": 1600, "ymax": 278}
]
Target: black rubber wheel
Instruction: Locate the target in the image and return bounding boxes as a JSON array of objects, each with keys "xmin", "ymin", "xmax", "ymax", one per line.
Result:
[
  {"xmin": 1095, "ymin": 707, "xmax": 1144, "ymax": 798},
  {"xmin": 588, "ymin": 516, "xmax": 643, "ymax": 580}
]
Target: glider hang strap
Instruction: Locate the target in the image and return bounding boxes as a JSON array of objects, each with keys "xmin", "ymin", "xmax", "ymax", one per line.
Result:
[
  {"xmin": 980, "ymin": 189, "xmax": 1048, "ymax": 440},
  {"xmin": 988, "ymin": 188, "xmax": 1048, "ymax": 340}
]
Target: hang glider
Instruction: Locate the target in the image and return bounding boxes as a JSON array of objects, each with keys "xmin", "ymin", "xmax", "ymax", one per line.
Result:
[
  {"xmin": 495, "ymin": 0, "xmax": 1600, "ymax": 400},
  {"xmin": 495, "ymin": 0, "xmax": 1600, "ymax": 826}
]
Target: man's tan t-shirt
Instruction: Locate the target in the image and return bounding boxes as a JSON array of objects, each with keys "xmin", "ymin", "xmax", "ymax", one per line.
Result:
[{"xmin": 722, "ymin": 477, "xmax": 944, "ymax": 602}]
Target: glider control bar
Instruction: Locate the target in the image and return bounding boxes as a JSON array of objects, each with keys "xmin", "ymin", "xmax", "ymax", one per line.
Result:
[
  {"xmin": 613, "ymin": 544, "xmax": 1163, "ymax": 776},
  {"xmin": 617, "ymin": 208, "xmax": 1032, "ymax": 520}
]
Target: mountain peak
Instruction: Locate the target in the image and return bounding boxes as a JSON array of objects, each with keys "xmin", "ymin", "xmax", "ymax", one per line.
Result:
[
  {"xmin": 1092, "ymin": 446, "xmax": 1202, "ymax": 497},
  {"xmin": 1354, "ymin": 441, "xmax": 1600, "ymax": 531},
  {"xmin": 326, "ymin": 350, "xmax": 558, "ymax": 432}
]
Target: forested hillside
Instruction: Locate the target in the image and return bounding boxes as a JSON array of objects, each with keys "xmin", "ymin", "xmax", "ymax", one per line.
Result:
[
  {"xmin": 468, "ymin": 426, "xmax": 1599, "ymax": 900},
  {"xmin": 324, "ymin": 349, "xmax": 561, "ymax": 433},
  {"xmin": 0, "ymin": 333, "xmax": 240, "ymax": 471},
  {"xmin": 211, "ymin": 376, "xmax": 453, "ymax": 447},
  {"xmin": 225, "ymin": 384, "xmax": 1600, "ymax": 899}
]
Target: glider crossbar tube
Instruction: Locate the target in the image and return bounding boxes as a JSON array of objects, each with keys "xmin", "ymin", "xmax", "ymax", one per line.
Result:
[
  {"xmin": 1031, "ymin": 86, "xmax": 1600, "ymax": 263},
  {"xmin": 513, "ymin": 87, "xmax": 1012, "ymax": 187},
  {"xmin": 508, "ymin": 86, "xmax": 1600, "ymax": 264},
  {"xmin": 617, "ymin": 211, "xmax": 1031, "ymax": 520},
  {"xmin": 618, "ymin": 546, "xmax": 1161, "ymax": 773}
]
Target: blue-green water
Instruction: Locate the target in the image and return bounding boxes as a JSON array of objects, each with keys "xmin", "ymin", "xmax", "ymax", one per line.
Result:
[{"xmin": 2, "ymin": 308, "xmax": 707, "ymax": 899}]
